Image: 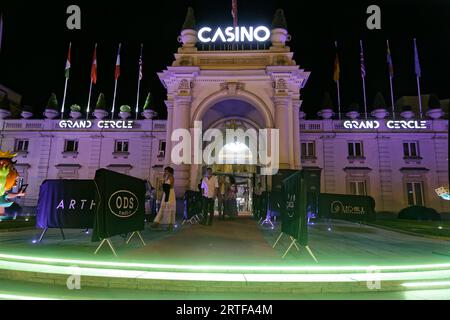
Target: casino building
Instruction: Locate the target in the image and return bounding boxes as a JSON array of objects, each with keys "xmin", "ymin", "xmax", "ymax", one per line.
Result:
[{"xmin": 0, "ymin": 10, "xmax": 448, "ymax": 215}]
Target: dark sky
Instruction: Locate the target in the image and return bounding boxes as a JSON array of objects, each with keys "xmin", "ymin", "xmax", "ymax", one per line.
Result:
[{"xmin": 1, "ymin": 0, "xmax": 449, "ymax": 119}]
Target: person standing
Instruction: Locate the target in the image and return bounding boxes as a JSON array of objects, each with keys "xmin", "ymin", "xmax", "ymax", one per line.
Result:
[
  {"xmin": 201, "ymin": 167, "xmax": 218, "ymax": 226},
  {"xmin": 151, "ymin": 167, "xmax": 176, "ymax": 230},
  {"xmin": 217, "ymin": 175, "xmax": 227, "ymax": 220},
  {"xmin": 225, "ymin": 176, "xmax": 238, "ymax": 220}
]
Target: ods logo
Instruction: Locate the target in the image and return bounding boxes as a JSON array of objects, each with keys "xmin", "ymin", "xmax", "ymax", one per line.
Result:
[{"xmin": 108, "ymin": 190, "xmax": 139, "ymax": 218}]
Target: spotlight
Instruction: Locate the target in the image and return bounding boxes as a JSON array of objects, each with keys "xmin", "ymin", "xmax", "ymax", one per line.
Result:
[
  {"xmin": 32, "ymin": 240, "xmax": 37, "ymax": 244},
  {"xmin": 327, "ymin": 227, "xmax": 332, "ymax": 231},
  {"xmin": 25, "ymin": 218, "xmax": 29, "ymax": 222},
  {"xmin": 438, "ymin": 226, "xmax": 443, "ymax": 230}
]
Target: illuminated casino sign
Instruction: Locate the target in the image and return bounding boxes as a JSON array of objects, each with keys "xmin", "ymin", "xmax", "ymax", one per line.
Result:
[
  {"xmin": 343, "ymin": 120, "xmax": 428, "ymax": 130},
  {"xmin": 58, "ymin": 120, "xmax": 134, "ymax": 129},
  {"xmin": 198, "ymin": 26, "xmax": 270, "ymax": 43}
]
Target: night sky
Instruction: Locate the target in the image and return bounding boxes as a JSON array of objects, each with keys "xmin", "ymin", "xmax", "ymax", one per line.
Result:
[{"xmin": 1, "ymin": 0, "xmax": 449, "ymax": 119}]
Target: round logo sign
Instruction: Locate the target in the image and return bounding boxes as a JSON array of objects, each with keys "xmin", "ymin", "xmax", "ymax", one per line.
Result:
[{"xmin": 108, "ymin": 190, "xmax": 139, "ymax": 218}]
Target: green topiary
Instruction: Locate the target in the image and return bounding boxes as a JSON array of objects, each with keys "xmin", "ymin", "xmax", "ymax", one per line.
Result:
[
  {"xmin": 0, "ymin": 93, "xmax": 9, "ymax": 110},
  {"xmin": 372, "ymin": 92, "xmax": 387, "ymax": 109},
  {"xmin": 321, "ymin": 92, "xmax": 333, "ymax": 109},
  {"xmin": 120, "ymin": 105, "xmax": 131, "ymax": 113},
  {"xmin": 427, "ymin": 94, "xmax": 441, "ymax": 109},
  {"xmin": 70, "ymin": 104, "xmax": 81, "ymax": 112},
  {"xmin": 348, "ymin": 103, "xmax": 360, "ymax": 112},
  {"xmin": 402, "ymin": 105, "xmax": 412, "ymax": 111},
  {"xmin": 95, "ymin": 93, "xmax": 106, "ymax": 110},
  {"xmin": 143, "ymin": 93, "xmax": 154, "ymax": 110},
  {"xmin": 272, "ymin": 9, "xmax": 287, "ymax": 29},
  {"xmin": 46, "ymin": 93, "xmax": 59, "ymax": 110},
  {"xmin": 182, "ymin": 7, "xmax": 196, "ymax": 30}
]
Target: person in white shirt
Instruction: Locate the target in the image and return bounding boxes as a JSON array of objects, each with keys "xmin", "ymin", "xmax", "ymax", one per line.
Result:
[{"xmin": 201, "ymin": 167, "xmax": 218, "ymax": 226}]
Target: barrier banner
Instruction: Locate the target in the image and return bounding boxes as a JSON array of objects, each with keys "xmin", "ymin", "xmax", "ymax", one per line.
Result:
[
  {"xmin": 91, "ymin": 169, "xmax": 146, "ymax": 241},
  {"xmin": 36, "ymin": 179, "xmax": 96, "ymax": 229},
  {"xmin": 318, "ymin": 193, "xmax": 376, "ymax": 221}
]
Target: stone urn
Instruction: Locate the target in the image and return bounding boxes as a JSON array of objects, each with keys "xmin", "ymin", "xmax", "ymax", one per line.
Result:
[
  {"xmin": 317, "ymin": 109, "xmax": 334, "ymax": 119},
  {"xmin": 400, "ymin": 110, "xmax": 415, "ymax": 119},
  {"xmin": 43, "ymin": 109, "xmax": 59, "ymax": 119},
  {"xmin": 426, "ymin": 108, "xmax": 444, "ymax": 120},
  {"xmin": 271, "ymin": 28, "xmax": 290, "ymax": 47},
  {"xmin": 371, "ymin": 108, "xmax": 389, "ymax": 119},
  {"xmin": 0, "ymin": 109, "xmax": 11, "ymax": 119},
  {"xmin": 141, "ymin": 109, "xmax": 157, "ymax": 120},
  {"xmin": 119, "ymin": 111, "xmax": 131, "ymax": 120},
  {"xmin": 21, "ymin": 111, "xmax": 33, "ymax": 119},
  {"xmin": 298, "ymin": 110, "xmax": 306, "ymax": 119},
  {"xmin": 70, "ymin": 111, "xmax": 82, "ymax": 119},
  {"xmin": 93, "ymin": 109, "xmax": 108, "ymax": 120},
  {"xmin": 346, "ymin": 111, "xmax": 360, "ymax": 119},
  {"xmin": 178, "ymin": 29, "xmax": 197, "ymax": 48}
]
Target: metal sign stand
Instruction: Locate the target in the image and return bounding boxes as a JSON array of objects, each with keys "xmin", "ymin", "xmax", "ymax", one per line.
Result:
[
  {"xmin": 126, "ymin": 231, "xmax": 146, "ymax": 246},
  {"xmin": 37, "ymin": 227, "xmax": 66, "ymax": 242},
  {"xmin": 94, "ymin": 238, "xmax": 117, "ymax": 257},
  {"xmin": 273, "ymin": 232, "xmax": 318, "ymax": 262}
]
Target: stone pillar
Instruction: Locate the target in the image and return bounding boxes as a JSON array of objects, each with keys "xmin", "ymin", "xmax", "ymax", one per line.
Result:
[
  {"xmin": 164, "ymin": 101, "xmax": 174, "ymax": 165},
  {"xmin": 292, "ymin": 100, "xmax": 302, "ymax": 170},
  {"xmin": 171, "ymin": 95, "xmax": 192, "ymax": 197},
  {"xmin": 273, "ymin": 96, "xmax": 291, "ymax": 169}
]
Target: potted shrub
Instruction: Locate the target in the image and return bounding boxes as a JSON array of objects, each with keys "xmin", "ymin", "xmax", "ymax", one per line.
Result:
[
  {"xmin": 271, "ymin": 9, "xmax": 290, "ymax": 47},
  {"xmin": 178, "ymin": 7, "xmax": 197, "ymax": 48},
  {"xmin": 93, "ymin": 93, "xmax": 108, "ymax": 119},
  {"xmin": 370, "ymin": 92, "xmax": 389, "ymax": 119},
  {"xmin": 298, "ymin": 110, "xmax": 306, "ymax": 119},
  {"xmin": 69, "ymin": 104, "xmax": 82, "ymax": 119},
  {"xmin": 317, "ymin": 92, "xmax": 334, "ymax": 119},
  {"xmin": 346, "ymin": 103, "xmax": 361, "ymax": 119},
  {"xmin": 400, "ymin": 105, "xmax": 415, "ymax": 119},
  {"xmin": 43, "ymin": 93, "xmax": 60, "ymax": 119},
  {"xmin": 21, "ymin": 105, "xmax": 34, "ymax": 119},
  {"xmin": 141, "ymin": 93, "xmax": 158, "ymax": 119},
  {"xmin": 426, "ymin": 94, "xmax": 444, "ymax": 119},
  {"xmin": 0, "ymin": 93, "xmax": 12, "ymax": 119},
  {"xmin": 119, "ymin": 105, "xmax": 131, "ymax": 119}
]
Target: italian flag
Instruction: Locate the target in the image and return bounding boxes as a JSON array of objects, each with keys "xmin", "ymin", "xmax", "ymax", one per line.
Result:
[{"xmin": 64, "ymin": 43, "xmax": 71, "ymax": 79}]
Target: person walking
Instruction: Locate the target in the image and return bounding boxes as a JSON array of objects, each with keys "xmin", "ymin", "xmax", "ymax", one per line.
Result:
[
  {"xmin": 201, "ymin": 167, "xmax": 218, "ymax": 226},
  {"xmin": 151, "ymin": 167, "xmax": 176, "ymax": 230}
]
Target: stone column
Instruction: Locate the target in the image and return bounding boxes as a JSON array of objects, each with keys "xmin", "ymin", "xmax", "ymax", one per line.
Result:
[
  {"xmin": 164, "ymin": 101, "xmax": 174, "ymax": 165},
  {"xmin": 292, "ymin": 100, "xmax": 302, "ymax": 170},
  {"xmin": 171, "ymin": 95, "xmax": 192, "ymax": 197},
  {"xmin": 273, "ymin": 96, "xmax": 291, "ymax": 169}
]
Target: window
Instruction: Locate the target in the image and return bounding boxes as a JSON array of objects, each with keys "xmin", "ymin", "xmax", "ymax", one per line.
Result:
[
  {"xmin": 406, "ymin": 182, "xmax": 424, "ymax": 206},
  {"xmin": 403, "ymin": 141, "xmax": 420, "ymax": 158},
  {"xmin": 64, "ymin": 140, "xmax": 79, "ymax": 153},
  {"xmin": 301, "ymin": 142, "xmax": 315, "ymax": 158},
  {"xmin": 348, "ymin": 141, "xmax": 364, "ymax": 157},
  {"xmin": 14, "ymin": 139, "xmax": 29, "ymax": 152},
  {"xmin": 349, "ymin": 181, "xmax": 367, "ymax": 196},
  {"xmin": 114, "ymin": 140, "xmax": 129, "ymax": 153},
  {"xmin": 158, "ymin": 141, "xmax": 166, "ymax": 157}
]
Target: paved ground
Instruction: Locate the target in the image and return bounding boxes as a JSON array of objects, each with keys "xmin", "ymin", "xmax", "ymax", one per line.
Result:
[{"xmin": 0, "ymin": 216, "xmax": 449, "ymax": 267}]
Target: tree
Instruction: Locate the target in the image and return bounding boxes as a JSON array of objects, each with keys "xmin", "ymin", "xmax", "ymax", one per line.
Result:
[
  {"xmin": 348, "ymin": 103, "xmax": 360, "ymax": 112},
  {"xmin": 427, "ymin": 94, "xmax": 441, "ymax": 109},
  {"xmin": 95, "ymin": 93, "xmax": 106, "ymax": 110},
  {"xmin": 143, "ymin": 93, "xmax": 154, "ymax": 110},
  {"xmin": 0, "ymin": 93, "xmax": 9, "ymax": 110},
  {"xmin": 182, "ymin": 7, "xmax": 196, "ymax": 30},
  {"xmin": 272, "ymin": 9, "xmax": 287, "ymax": 29},
  {"xmin": 372, "ymin": 92, "xmax": 387, "ymax": 109},
  {"xmin": 321, "ymin": 92, "xmax": 333, "ymax": 109},
  {"xmin": 46, "ymin": 93, "xmax": 59, "ymax": 110}
]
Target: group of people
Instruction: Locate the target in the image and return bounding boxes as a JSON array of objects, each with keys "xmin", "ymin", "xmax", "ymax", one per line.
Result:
[{"xmin": 150, "ymin": 166, "xmax": 239, "ymax": 229}]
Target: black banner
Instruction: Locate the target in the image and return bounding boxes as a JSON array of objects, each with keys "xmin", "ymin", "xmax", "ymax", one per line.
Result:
[
  {"xmin": 92, "ymin": 169, "xmax": 146, "ymax": 242},
  {"xmin": 36, "ymin": 180, "xmax": 97, "ymax": 229},
  {"xmin": 281, "ymin": 171, "xmax": 308, "ymax": 246},
  {"xmin": 318, "ymin": 193, "xmax": 376, "ymax": 221}
]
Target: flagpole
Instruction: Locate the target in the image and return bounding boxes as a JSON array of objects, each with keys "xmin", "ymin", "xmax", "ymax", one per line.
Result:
[
  {"xmin": 414, "ymin": 38, "xmax": 423, "ymax": 119},
  {"xmin": 335, "ymin": 41, "xmax": 341, "ymax": 119},
  {"xmin": 61, "ymin": 42, "xmax": 71, "ymax": 119},
  {"xmin": 86, "ymin": 43, "xmax": 97, "ymax": 120},
  {"xmin": 360, "ymin": 40, "xmax": 368, "ymax": 120},
  {"xmin": 135, "ymin": 44, "xmax": 143, "ymax": 120},
  {"xmin": 387, "ymin": 40, "xmax": 395, "ymax": 120},
  {"xmin": 111, "ymin": 43, "xmax": 121, "ymax": 120}
]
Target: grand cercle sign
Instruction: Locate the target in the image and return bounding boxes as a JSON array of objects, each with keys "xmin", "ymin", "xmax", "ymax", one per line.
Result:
[
  {"xmin": 58, "ymin": 120, "xmax": 134, "ymax": 129},
  {"xmin": 343, "ymin": 120, "xmax": 428, "ymax": 130},
  {"xmin": 198, "ymin": 26, "xmax": 271, "ymax": 43}
]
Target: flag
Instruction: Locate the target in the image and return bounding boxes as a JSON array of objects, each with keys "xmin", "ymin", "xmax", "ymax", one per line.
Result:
[
  {"xmin": 90, "ymin": 45, "xmax": 97, "ymax": 84},
  {"xmin": 231, "ymin": 0, "xmax": 238, "ymax": 27},
  {"xmin": 360, "ymin": 40, "xmax": 366, "ymax": 78},
  {"xmin": 64, "ymin": 43, "xmax": 71, "ymax": 79},
  {"xmin": 114, "ymin": 44, "xmax": 121, "ymax": 80},
  {"xmin": 386, "ymin": 40, "xmax": 394, "ymax": 78},
  {"xmin": 138, "ymin": 44, "xmax": 143, "ymax": 81},
  {"xmin": 333, "ymin": 42, "xmax": 340, "ymax": 82},
  {"xmin": 414, "ymin": 38, "xmax": 421, "ymax": 78},
  {"xmin": 0, "ymin": 14, "xmax": 3, "ymax": 52}
]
